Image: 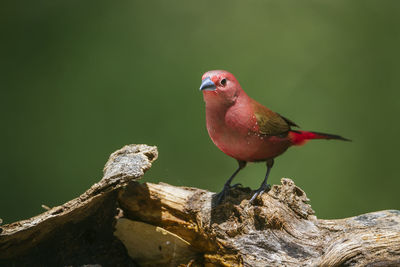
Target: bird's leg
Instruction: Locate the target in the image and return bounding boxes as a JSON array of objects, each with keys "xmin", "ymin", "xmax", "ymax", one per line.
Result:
[
  {"xmin": 216, "ymin": 160, "xmax": 246, "ymax": 204},
  {"xmin": 249, "ymin": 159, "xmax": 274, "ymax": 203}
]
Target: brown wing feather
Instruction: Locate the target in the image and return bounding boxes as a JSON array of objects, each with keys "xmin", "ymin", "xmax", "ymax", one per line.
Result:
[
  {"xmin": 252, "ymin": 102, "xmax": 293, "ymax": 136},
  {"xmin": 278, "ymin": 113, "xmax": 300, "ymax": 128}
]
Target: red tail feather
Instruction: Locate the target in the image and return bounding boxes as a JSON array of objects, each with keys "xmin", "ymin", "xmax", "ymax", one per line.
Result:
[{"xmin": 289, "ymin": 130, "xmax": 350, "ymax": 146}]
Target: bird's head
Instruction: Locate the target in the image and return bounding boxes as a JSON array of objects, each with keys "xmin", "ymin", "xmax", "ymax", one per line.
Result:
[{"xmin": 199, "ymin": 70, "xmax": 243, "ymax": 106}]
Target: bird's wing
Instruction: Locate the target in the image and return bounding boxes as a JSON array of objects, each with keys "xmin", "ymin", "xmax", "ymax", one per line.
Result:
[
  {"xmin": 252, "ymin": 101, "xmax": 296, "ymax": 136},
  {"xmin": 277, "ymin": 113, "xmax": 300, "ymax": 128}
]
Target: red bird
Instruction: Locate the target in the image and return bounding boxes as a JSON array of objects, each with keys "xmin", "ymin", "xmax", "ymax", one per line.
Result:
[{"xmin": 199, "ymin": 70, "xmax": 350, "ymax": 204}]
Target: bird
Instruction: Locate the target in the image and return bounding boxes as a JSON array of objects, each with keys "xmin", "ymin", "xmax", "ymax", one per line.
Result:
[{"xmin": 199, "ymin": 70, "xmax": 350, "ymax": 204}]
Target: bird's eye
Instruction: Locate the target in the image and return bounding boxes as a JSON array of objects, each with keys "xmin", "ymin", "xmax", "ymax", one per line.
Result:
[{"xmin": 221, "ymin": 78, "xmax": 227, "ymax": 86}]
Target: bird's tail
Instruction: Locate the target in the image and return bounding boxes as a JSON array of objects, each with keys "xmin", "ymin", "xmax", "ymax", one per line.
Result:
[{"xmin": 289, "ymin": 130, "xmax": 351, "ymax": 146}]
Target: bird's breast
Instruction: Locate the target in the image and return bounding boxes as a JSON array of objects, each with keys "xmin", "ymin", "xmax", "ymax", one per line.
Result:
[{"xmin": 205, "ymin": 104, "xmax": 291, "ymax": 162}]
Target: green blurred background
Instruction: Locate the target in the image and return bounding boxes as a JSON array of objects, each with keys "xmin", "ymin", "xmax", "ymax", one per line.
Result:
[{"xmin": 1, "ymin": 0, "xmax": 399, "ymax": 224}]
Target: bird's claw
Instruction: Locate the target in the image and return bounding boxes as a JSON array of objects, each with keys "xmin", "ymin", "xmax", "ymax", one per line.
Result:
[
  {"xmin": 215, "ymin": 183, "xmax": 242, "ymax": 205},
  {"xmin": 249, "ymin": 184, "xmax": 271, "ymax": 204},
  {"xmin": 231, "ymin": 183, "xmax": 243, "ymax": 188},
  {"xmin": 215, "ymin": 189, "xmax": 228, "ymax": 205}
]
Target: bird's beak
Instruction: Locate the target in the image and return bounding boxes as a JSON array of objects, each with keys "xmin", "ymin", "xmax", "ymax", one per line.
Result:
[{"xmin": 199, "ymin": 77, "xmax": 216, "ymax": 91}]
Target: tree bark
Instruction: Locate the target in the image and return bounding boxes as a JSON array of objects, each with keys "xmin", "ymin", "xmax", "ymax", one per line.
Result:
[{"xmin": 0, "ymin": 144, "xmax": 399, "ymax": 266}]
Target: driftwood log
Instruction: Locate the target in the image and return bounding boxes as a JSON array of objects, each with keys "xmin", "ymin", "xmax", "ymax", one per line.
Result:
[{"xmin": 0, "ymin": 144, "xmax": 399, "ymax": 266}]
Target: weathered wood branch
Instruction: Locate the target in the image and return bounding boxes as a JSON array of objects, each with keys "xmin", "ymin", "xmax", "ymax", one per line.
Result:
[{"xmin": 1, "ymin": 144, "xmax": 399, "ymax": 266}]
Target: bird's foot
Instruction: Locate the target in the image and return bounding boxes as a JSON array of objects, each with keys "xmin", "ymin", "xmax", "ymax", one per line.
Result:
[
  {"xmin": 215, "ymin": 183, "xmax": 243, "ymax": 205},
  {"xmin": 231, "ymin": 183, "xmax": 243, "ymax": 189},
  {"xmin": 249, "ymin": 184, "xmax": 271, "ymax": 204}
]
